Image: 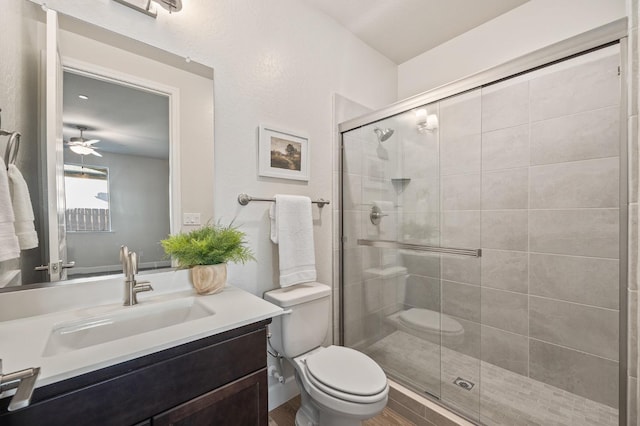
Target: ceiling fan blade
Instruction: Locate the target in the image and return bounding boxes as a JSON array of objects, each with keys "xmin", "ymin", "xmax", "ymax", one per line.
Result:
[
  {"xmin": 90, "ymin": 149, "xmax": 103, "ymax": 157},
  {"xmin": 84, "ymin": 139, "xmax": 100, "ymax": 145}
]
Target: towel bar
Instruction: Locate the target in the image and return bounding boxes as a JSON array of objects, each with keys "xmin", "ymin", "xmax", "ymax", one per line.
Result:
[{"xmin": 237, "ymin": 193, "xmax": 330, "ymax": 208}]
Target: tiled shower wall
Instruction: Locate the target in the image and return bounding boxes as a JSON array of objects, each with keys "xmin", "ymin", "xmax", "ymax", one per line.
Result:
[
  {"xmin": 340, "ymin": 45, "xmax": 624, "ymax": 417},
  {"xmin": 429, "ymin": 46, "xmax": 622, "ymax": 411}
]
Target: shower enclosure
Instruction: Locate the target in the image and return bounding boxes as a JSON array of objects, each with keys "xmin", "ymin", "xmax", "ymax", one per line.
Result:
[{"xmin": 339, "ymin": 33, "xmax": 626, "ymax": 425}]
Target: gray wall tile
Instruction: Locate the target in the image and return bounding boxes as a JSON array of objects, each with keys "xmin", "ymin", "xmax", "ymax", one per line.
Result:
[
  {"xmin": 481, "ymin": 81, "xmax": 529, "ymax": 132},
  {"xmin": 343, "ymin": 283, "xmax": 364, "ymax": 324},
  {"xmin": 442, "ymin": 256, "xmax": 481, "ymax": 285},
  {"xmin": 442, "ymin": 211, "xmax": 481, "ymax": 248},
  {"xmin": 401, "ymin": 251, "xmax": 440, "ymax": 278},
  {"xmin": 482, "ymin": 168, "xmax": 528, "ymax": 210},
  {"xmin": 440, "ymin": 134, "xmax": 481, "ymax": 176},
  {"xmin": 529, "ymin": 339, "xmax": 618, "ymax": 408},
  {"xmin": 481, "ymin": 210, "xmax": 528, "ymax": 251},
  {"xmin": 343, "ymin": 210, "xmax": 361, "ymax": 248},
  {"xmin": 529, "ymin": 209, "xmax": 619, "ymax": 258},
  {"xmin": 481, "ymin": 326, "xmax": 528, "ymax": 376},
  {"xmin": 481, "ymin": 288, "xmax": 528, "ymax": 335},
  {"xmin": 401, "ymin": 178, "xmax": 440, "ymax": 213},
  {"xmin": 530, "ymin": 106, "xmax": 619, "ymax": 166},
  {"xmin": 400, "ymin": 212, "xmax": 440, "ymax": 244},
  {"xmin": 529, "ymin": 296, "xmax": 618, "ymax": 361},
  {"xmin": 442, "ymin": 173, "xmax": 481, "ymax": 211},
  {"xmin": 363, "ymin": 277, "xmax": 382, "ymax": 314},
  {"xmin": 481, "ymin": 249, "xmax": 528, "ymax": 293},
  {"xmin": 442, "ymin": 316, "xmax": 481, "ymax": 359},
  {"xmin": 530, "ymin": 53, "xmax": 620, "ymax": 122},
  {"xmin": 530, "ymin": 253, "xmax": 619, "ymax": 309},
  {"xmin": 440, "ymin": 89, "xmax": 481, "ymax": 139},
  {"xmin": 442, "ymin": 280, "xmax": 480, "ymax": 322},
  {"xmin": 343, "ymin": 248, "xmax": 363, "ymax": 285},
  {"xmin": 481, "ymin": 124, "xmax": 529, "ymax": 171},
  {"xmin": 529, "ymin": 157, "xmax": 619, "ymax": 209},
  {"xmin": 404, "ymin": 274, "xmax": 440, "ymax": 311},
  {"xmin": 343, "ymin": 173, "xmax": 363, "ymax": 211}
]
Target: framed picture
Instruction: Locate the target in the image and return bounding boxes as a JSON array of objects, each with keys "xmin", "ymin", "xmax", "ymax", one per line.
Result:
[{"xmin": 258, "ymin": 125, "xmax": 309, "ymax": 181}]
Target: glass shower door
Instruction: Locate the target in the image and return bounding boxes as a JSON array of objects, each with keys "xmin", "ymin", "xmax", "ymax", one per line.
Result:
[{"xmin": 342, "ymin": 103, "xmax": 448, "ymax": 401}]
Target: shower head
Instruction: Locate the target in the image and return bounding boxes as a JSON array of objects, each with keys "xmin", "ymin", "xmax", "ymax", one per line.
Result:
[{"xmin": 374, "ymin": 127, "xmax": 394, "ymax": 142}]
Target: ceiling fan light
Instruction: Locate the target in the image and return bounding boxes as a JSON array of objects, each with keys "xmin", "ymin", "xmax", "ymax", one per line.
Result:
[{"xmin": 70, "ymin": 145, "xmax": 94, "ymax": 156}]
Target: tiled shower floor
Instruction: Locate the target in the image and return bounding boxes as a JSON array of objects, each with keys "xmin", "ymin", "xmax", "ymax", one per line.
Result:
[{"xmin": 361, "ymin": 331, "xmax": 617, "ymax": 426}]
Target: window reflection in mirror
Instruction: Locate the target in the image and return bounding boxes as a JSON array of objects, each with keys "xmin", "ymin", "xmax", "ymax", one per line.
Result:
[{"xmin": 63, "ymin": 164, "xmax": 111, "ymax": 232}]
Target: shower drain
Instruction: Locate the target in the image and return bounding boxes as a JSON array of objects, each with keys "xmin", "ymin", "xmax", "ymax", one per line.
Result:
[{"xmin": 453, "ymin": 377, "xmax": 475, "ymax": 391}]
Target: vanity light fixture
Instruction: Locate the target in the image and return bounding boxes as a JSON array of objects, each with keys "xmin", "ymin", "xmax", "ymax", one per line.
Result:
[{"xmin": 112, "ymin": 0, "xmax": 182, "ymax": 18}]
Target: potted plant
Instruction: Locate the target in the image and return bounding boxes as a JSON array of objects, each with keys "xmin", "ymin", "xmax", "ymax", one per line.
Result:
[{"xmin": 161, "ymin": 222, "xmax": 255, "ymax": 294}]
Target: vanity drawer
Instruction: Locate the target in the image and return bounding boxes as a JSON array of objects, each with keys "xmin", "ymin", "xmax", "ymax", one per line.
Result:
[{"xmin": 0, "ymin": 321, "xmax": 269, "ymax": 426}]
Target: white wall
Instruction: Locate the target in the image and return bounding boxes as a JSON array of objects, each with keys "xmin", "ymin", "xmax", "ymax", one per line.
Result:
[
  {"xmin": 35, "ymin": 0, "xmax": 397, "ymax": 297},
  {"xmin": 65, "ymin": 152, "xmax": 170, "ymax": 274},
  {"xmin": 0, "ymin": 1, "xmax": 45, "ymax": 286},
  {"xmin": 33, "ymin": 0, "xmax": 397, "ymax": 408},
  {"xmin": 398, "ymin": 0, "xmax": 626, "ymax": 98}
]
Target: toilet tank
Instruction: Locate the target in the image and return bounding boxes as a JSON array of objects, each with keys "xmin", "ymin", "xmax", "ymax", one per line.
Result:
[{"xmin": 264, "ymin": 282, "xmax": 331, "ymax": 358}]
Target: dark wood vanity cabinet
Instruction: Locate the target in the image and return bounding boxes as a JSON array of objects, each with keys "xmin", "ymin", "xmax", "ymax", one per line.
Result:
[{"xmin": 0, "ymin": 320, "xmax": 271, "ymax": 426}]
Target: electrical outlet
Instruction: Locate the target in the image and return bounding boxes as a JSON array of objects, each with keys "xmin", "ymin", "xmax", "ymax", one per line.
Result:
[{"xmin": 183, "ymin": 213, "xmax": 201, "ymax": 226}]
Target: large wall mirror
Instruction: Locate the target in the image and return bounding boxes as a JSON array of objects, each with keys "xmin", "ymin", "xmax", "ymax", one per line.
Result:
[{"xmin": 0, "ymin": 1, "xmax": 214, "ymax": 290}]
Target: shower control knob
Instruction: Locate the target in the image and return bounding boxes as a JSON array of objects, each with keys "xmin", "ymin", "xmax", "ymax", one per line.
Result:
[{"xmin": 370, "ymin": 205, "xmax": 389, "ymax": 225}]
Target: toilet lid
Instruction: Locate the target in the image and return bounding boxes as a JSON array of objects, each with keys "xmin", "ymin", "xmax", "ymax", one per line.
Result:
[
  {"xmin": 305, "ymin": 346, "xmax": 387, "ymax": 397},
  {"xmin": 399, "ymin": 308, "xmax": 463, "ymax": 334}
]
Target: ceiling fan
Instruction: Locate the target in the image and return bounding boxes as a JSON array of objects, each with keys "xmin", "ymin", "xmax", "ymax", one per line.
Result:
[{"xmin": 66, "ymin": 126, "xmax": 102, "ymax": 157}]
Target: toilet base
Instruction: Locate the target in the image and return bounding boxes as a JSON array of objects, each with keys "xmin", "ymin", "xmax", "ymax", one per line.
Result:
[
  {"xmin": 294, "ymin": 407, "xmax": 368, "ymax": 426},
  {"xmin": 293, "ymin": 366, "xmax": 384, "ymax": 426}
]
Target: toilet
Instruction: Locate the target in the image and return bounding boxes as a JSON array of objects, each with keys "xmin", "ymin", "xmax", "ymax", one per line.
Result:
[{"xmin": 264, "ymin": 282, "xmax": 389, "ymax": 426}]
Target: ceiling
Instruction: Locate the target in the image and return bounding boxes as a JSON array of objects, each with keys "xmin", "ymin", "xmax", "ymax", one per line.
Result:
[
  {"xmin": 63, "ymin": 72, "xmax": 170, "ymax": 159},
  {"xmin": 300, "ymin": 0, "xmax": 530, "ymax": 64}
]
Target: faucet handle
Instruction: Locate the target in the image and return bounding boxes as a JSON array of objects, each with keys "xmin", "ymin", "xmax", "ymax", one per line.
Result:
[
  {"xmin": 0, "ymin": 359, "xmax": 41, "ymax": 411},
  {"xmin": 128, "ymin": 251, "xmax": 138, "ymax": 276},
  {"xmin": 120, "ymin": 246, "xmax": 129, "ymax": 275},
  {"xmin": 8, "ymin": 367, "xmax": 40, "ymax": 411}
]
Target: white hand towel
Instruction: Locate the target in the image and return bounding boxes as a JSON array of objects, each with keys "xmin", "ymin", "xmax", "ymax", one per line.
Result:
[
  {"xmin": 8, "ymin": 164, "xmax": 38, "ymax": 250},
  {"xmin": 269, "ymin": 195, "xmax": 317, "ymax": 287},
  {"xmin": 0, "ymin": 159, "xmax": 20, "ymax": 261}
]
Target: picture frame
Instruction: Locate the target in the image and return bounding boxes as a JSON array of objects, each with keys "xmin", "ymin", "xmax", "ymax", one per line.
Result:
[{"xmin": 258, "ymin": 124, "xmax": 309, "ymax": 181}]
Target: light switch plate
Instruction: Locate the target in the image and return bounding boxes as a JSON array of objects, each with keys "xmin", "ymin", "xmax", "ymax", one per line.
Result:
[{"xmin": 183, "ymin": 213, "xmax": 201, "ymax": 226}]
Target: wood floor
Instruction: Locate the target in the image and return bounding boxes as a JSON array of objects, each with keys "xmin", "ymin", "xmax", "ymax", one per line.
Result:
[{"xmin": 268, "ymin": 396, "xmax": 416, "ymax": 426}]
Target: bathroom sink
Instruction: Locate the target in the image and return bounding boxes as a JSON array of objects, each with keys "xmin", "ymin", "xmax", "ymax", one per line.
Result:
[{"xmin": 42, "ymin": 297, "xmax": 214, "ymax": 357}]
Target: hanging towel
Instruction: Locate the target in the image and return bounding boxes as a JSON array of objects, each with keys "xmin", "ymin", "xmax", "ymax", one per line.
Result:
[
  {"xmin": 269, "ymin": 194, "xmax": 317, "ymax": 287},
  {"xmin": 8, "ymin": 164, "xmax": 38, "ymax": 250},
  {"xmin": 0, "ymin": 159, "xmax": 20, "ymax": 262}
]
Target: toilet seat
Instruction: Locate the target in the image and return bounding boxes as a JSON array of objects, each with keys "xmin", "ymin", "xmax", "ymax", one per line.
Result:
[{"xmin": 303, "ymin": 346, "xmax": 387, "ymax": 404}]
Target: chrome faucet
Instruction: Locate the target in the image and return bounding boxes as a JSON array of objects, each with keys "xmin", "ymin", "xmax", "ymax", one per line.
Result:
[{"xmin": 120, "ymin": 246, "xmax": 153, "ymax": 306}]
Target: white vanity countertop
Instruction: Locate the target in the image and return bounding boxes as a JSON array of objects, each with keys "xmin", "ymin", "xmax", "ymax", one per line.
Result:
[{"xmin": 0, "ymin": 270, "xmax": 282, "ymax": 396}]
